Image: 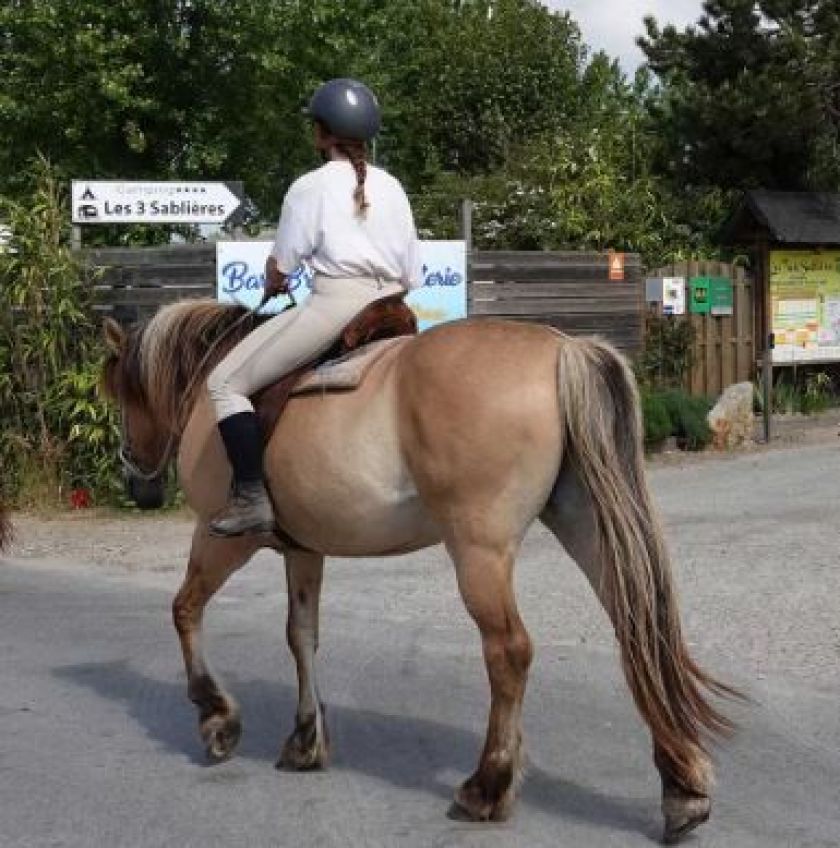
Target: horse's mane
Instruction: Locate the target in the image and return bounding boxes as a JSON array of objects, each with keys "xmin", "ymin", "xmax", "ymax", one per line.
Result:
[{"xmin": 106, "ymin": 299, "xmax": 265, "ymax": 432}]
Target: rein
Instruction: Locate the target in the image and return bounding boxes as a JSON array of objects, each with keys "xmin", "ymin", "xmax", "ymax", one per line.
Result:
[{"xmin": 118, "ymin": 292, "xmax": 297, "ymax": 481}]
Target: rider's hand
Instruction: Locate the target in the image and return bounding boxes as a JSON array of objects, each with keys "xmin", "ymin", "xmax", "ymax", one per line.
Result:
[{"xmin": 263, "ymin": 256, "xmax": 289, "ymax": 301}]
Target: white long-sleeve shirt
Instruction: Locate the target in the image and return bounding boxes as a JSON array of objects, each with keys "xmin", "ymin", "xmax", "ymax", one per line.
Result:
[{"xmin": 271, "ymin": 161, "xmax": 420, "ymax": 288}]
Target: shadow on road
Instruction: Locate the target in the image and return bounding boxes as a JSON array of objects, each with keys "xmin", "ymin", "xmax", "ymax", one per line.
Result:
[{"xmin": 55, "ymin": 659, "xmax": 656, "ymax": 839}]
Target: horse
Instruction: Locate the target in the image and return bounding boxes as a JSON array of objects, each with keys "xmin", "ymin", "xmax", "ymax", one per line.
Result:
[{"xmin": 101, "ymin": 300, "xmax": 737, "ymax": 843}]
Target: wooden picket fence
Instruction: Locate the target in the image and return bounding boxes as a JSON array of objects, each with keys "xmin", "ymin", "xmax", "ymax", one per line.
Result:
[{"xmin": 648, "ymin": 260, "xmax": 755, "ymax": 398}]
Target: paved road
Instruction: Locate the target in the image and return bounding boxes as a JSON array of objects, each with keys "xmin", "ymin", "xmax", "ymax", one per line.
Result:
[{"xmin": 1, "ymin": 444, "xmax": 839, "ymax": 847}]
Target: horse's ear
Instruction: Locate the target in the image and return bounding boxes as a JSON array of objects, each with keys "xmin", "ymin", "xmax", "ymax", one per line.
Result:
[{"xmin": 103, "ymin": 317, "xmax": 126, "ymax": 355}]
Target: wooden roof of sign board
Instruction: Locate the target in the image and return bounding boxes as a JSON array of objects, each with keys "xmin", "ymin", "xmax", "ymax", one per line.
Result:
[{"xmin": 720, "ymin": 189, "xmax": 840, "ymax": 246}]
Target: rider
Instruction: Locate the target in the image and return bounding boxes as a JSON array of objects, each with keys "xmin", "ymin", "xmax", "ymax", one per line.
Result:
[{"xmin": 207, "ymin": 78, "xmax": 420, "ymax": 537}]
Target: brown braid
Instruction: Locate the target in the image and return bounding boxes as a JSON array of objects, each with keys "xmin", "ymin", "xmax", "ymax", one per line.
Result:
[{"xmin": 336, "ymin": 139, "xmax": 370, "ymax": 216}]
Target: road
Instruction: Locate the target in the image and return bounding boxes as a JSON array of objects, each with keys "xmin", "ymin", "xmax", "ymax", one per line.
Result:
[{"xmin": 1, "ymin": 442, "xmax": 839, "ymax": 847}]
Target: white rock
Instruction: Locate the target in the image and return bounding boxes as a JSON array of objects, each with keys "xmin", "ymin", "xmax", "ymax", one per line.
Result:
[{"xmin": 708, "ymin": 381, "xmax": 755, "ymax": 449}]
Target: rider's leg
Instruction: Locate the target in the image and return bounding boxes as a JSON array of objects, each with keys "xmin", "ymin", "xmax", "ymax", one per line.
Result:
[{"xmin": 208, "ymin": 409, "xmax": 275, "ymax": 537}]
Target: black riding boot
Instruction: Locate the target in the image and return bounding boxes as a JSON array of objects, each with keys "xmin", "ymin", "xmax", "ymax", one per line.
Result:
[{"xmin": 209, "ymin": 411, "xmax": 275, "ymax": 537}]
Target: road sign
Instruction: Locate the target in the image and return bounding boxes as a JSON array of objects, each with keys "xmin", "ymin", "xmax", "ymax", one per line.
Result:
[
  {"xmin": 609, "ymin": 251, "xmax": 625, "ymax": 281},
  {"xmin": 71, "ymin": 180, "xmax": 246, "ymax": 225}
]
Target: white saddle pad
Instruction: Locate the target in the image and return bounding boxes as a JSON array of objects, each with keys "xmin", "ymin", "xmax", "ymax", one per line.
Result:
[{"xmin": 291, "ymin": 336, "xmax": 409, "ymax": 395}]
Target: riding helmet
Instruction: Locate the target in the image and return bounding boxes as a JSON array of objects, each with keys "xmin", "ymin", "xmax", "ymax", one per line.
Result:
[{"xmin": 306, "ymin": 78, "xmax": 381, "ymax": 141}]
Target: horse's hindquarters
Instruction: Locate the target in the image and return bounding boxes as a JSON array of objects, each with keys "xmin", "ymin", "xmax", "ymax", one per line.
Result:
[{"xmin": 395, "ymin": 320, "xmax": 564, "ymax": 540}]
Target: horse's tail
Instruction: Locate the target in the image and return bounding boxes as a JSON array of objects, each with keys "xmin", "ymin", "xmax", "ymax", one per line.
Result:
[
  {"xmin": 555, "ymin": 335, "xmax": 738, "ymax": 791},
  {"xmin": 0, "ymin": 498, "xmax": 11, "ymax": 553}
]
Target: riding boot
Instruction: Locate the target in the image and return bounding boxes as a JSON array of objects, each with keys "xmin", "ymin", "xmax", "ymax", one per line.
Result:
[{"xmin": 209, "ymin": 411, "xmax": 275, "ymax": 537}]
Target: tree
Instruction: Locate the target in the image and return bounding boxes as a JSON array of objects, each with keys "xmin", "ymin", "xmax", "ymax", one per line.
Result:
[
  {"xmin": 0, "ymin": 1, "xmax": 314, "ymax": 216},
  {"xmin": 639, "ymin": 0, "xmax": 840, "ymax": 192},
  {"xmin": 369, "ymin": 0, "xmax": 585, "ymax": 187}
]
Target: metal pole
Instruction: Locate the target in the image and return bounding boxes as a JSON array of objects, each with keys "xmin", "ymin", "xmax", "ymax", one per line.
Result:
[
  {"xmin": 71, "ymin": 225, "xmax": 82, "ymax": 252},
  {"xmin": 460, "ymin": 199, "xmax": 473, "ymax": 305},
  {"xmin": 460, "ymin": 198, "xmax": 473, "ymax": 254},
  {"xmin": 760, "ymin": 241, "xmax": 772, "ymax": 442},
  {"xmin": 763, "ymin": 336, "xmax": 773, "ymax": 442}
]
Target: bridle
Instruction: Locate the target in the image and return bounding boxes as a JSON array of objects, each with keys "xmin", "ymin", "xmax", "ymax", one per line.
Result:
[{"xmin": 118, "ymin": 406, "xmax": 176, "ymax": 482}]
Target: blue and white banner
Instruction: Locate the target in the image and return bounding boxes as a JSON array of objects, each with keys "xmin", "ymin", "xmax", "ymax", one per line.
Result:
[{"xmin": 216, "ymin": 239, "xmax": 467, "ymax": 331}]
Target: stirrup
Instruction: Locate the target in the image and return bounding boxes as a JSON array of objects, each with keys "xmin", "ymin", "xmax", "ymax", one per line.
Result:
[{"xmin": 208, "ymin": 482, "xmax": 276, "ymax": 538}]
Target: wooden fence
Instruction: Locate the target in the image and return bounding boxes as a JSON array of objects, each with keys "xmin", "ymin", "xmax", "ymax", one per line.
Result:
[
  {"xmin": 649, "ymin": 260, "xmax": 755, "ymax": 398},
  {"xmin": 470, "ymin": 251, "xmax": 643, "ymax": 351},
  {"xmin": 86, "ymin": 245, "xmax": 646, "ymax": 352},
  {"xmin": 86, "ymin": 245, "xmax": 215, "ymax": 322}
]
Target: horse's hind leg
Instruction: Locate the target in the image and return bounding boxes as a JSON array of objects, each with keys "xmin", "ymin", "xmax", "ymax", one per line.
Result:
[
  {"xmin": 277, "ymin": 549, "xmax": 329, "ymax": 770},
  {"xmin": 446, "ymin": 535, "xmax": 533, "ymax": 822},
  {"xmin": 542, "ymin": 464, "xmax": 712, "ymax": 843},
  {"xmin": 172, "ymin": 523, "xmax": 260, "ymax": 761}
]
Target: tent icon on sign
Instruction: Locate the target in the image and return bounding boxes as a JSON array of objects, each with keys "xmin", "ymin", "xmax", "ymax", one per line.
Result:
[{"xmin": 81, "ymin": 186, "xmax": 96, "ymax": 201}]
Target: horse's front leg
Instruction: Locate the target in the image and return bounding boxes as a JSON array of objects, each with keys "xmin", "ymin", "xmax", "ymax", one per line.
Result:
[
  {"xmin": 278, "ymin": 549, "xmax": 330, "ymax": 770},
  {"xmin": 172, "ymin": 523, "xmax": 259, "ymax": 761}
]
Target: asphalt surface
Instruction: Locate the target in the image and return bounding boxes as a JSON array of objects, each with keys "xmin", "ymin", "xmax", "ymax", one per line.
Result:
[{"xmin": 1, "ymin": 442, "xmax": 839, "ymax": 847}]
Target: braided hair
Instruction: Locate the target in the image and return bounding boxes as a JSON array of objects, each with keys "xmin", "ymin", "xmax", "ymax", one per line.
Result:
[{"xmin": 336, "ymin": 138, "xmax": 370, "ymax": 217}]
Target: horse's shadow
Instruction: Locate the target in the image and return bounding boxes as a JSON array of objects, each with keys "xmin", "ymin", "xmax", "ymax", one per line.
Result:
[{"xmin": 55, "ymin": 660, "xmax": 657, "ymax": 840}]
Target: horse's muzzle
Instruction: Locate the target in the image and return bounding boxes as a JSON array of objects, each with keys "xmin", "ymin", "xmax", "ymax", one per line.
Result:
[{"xmin": 126, "ymin": 473, "xmax": 166, "ymax": 510}]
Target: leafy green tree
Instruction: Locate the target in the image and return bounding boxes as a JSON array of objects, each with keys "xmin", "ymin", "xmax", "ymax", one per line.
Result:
[
  {"xmin": 370, "ymin": 0, "xmax": 585, "ymax": 187},
  {"xmin": 0, "ymin": 1, "xmax": 312, "ymax": 216},
  {"xmin": 0, "ymin": 0, "xmax": 707, "ymax": 257},
  {"xmin": 639, "ymin": 0, "xmax": 840, "ymax": 191},
  {"xmin": 413, "ymin": 56, "xmax": 718, "ymax": 264}
]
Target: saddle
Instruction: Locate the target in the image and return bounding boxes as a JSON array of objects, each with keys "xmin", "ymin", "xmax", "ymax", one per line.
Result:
[{"xmin": 252, "ymin": 294, "xmax": 417, "ymax": 445}]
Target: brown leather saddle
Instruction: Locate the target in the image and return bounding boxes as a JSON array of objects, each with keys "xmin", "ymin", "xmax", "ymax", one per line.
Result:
[{"xmin": 252, "ymin": 294, "xmax": 417, "ymax": 444}]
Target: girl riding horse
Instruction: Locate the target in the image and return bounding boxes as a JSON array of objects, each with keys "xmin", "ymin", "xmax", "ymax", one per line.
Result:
[{"xmin": 207, "ymin": 78, "xmax": 419, "ymax": 537}]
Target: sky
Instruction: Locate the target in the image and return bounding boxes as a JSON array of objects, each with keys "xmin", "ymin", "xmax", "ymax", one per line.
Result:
[{"xmin": 543, "ymin": 1, "xmax": 705, "ymax": 73}]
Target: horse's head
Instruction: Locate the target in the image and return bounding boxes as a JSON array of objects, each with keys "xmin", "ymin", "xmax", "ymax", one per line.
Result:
[
  {"xmin": 101, "ymin": 317, "xmax": 169, "ymax": 509},
  {"xmin": 101, "ymin": 300, "xmax": 258, "ymax": 509}
]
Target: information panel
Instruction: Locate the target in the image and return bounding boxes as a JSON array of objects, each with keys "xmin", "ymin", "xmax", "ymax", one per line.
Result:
[{"xmin": 770, "ymin": 250, "xmax": 840, "ymax": 363}]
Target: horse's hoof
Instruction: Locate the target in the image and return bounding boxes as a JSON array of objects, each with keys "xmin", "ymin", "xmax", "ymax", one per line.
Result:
[
  {"xmin": 276, "ymin": 711, "xmax": 329, "ymax": 771},
  {"xmin": 662, "ymin": 794, "xmax": 711, "ymax": 844},
  {"xmin": 275, "ymin": 738, "xmax": 328, "ymax": 771},
  {"xmin": 201, "ymin": 713, "xmax": 242, "ymax": 762},
  {"xmin": 451, "ymin": 777, "xmax": 514, "ymax": 823}
]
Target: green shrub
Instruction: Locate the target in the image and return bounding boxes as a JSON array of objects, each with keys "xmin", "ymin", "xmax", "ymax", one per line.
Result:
[
  {"xmin": 660, "ymin": 390, "xmax": 713, "ymax": 450},
  {"xmin": 641, "ymin": 388, "xmax": 713, "ymax": 452},
  {"xmin": 641, "ymin": 390, "xmax": 672, "ymax": 448},
  {"xmin": 756, "ymin": 368, "xmax": 838, "ymax": 416},
  {"xmin": 0, "ymin": 159, "xmax": 121, "ymax": 506},
  {"xmin": 800, "ymin": 371, "xmax": 834, "ymax": 415},
  {"xmin": 636, "ymin": 313, "xmax": 696, "ymax": 391}
]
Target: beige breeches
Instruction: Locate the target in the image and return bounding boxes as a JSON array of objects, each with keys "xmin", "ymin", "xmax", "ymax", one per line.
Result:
[{"xmin": 208, "ymin": 275, "xmax": 405, "ymax": 421}]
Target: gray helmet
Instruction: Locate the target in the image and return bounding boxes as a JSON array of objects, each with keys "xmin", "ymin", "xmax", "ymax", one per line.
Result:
[{"xmin": 307, "ymin": 78, "xmax": 381, "ymax": 141}]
